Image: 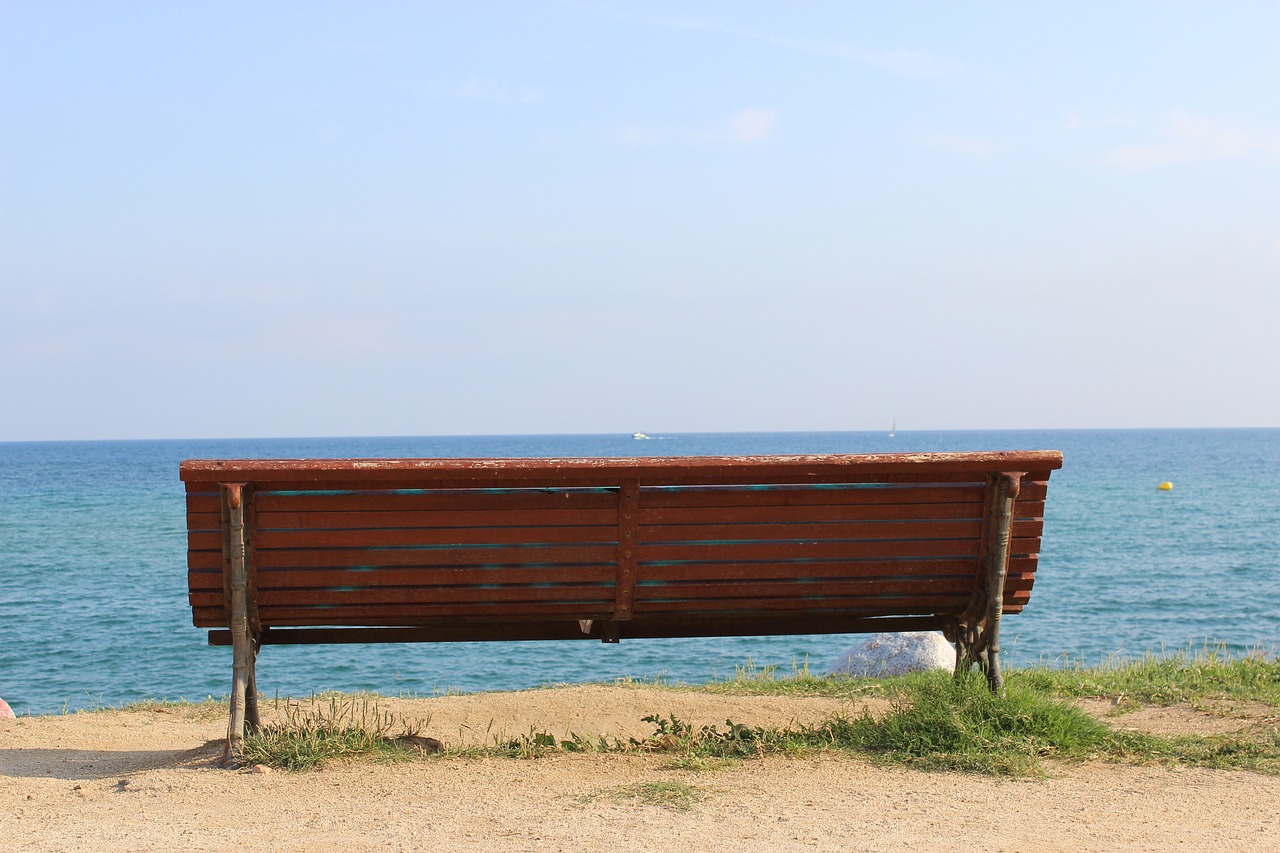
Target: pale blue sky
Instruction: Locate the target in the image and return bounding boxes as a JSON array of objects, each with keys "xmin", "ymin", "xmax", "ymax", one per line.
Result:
[{"xmin": 2, "ymin": 1, "xmax": 1278, "ymax": 440}]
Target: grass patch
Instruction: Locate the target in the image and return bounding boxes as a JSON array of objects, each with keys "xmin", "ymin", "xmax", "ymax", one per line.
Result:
[
  {"xmin": 241, "ymin": 696, "xmax": 432, "ymax": 770},
  {"xmin": 615, "ymin": 672, "xmax": 1138, "ymax": 775},
  {"xmin": 57, "ymin": 694, "xmax": 226, "ymax": 716},
  {"xmin": 581, "ymin": 780, "xmax": 709, "ymax": 811},
  {"xmin": 701, "ymin": 658, "xmax": 887, "ymax": 699},
  {"xmin": 234, "ymin": 648, "xmax": 1280, "ymax": 776},
  {"xmin": 827, "ymin": 671, "xmax": 1135, "ymax": 774},
  {"xmin": 1013, "ymin": 645, "xmax": 1280, "ymax": 708},
  {"xmin": 484, "ymin": 667, "xmax": 1279, "ymax": 777}
]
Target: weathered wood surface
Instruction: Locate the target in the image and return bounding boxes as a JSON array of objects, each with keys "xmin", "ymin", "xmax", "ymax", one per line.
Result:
[
  {"xmin": 181, "ymin": 452, "xmax": 1059, "ymax": 486},
  {"xmin": 184, "ymin": 452, "xmax": 1061, "ymax": 639}
]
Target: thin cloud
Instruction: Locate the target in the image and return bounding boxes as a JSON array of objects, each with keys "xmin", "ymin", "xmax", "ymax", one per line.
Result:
[
  {"xmin": 730, "ymin": 108, "xmax": 777, "ymax": 143},
  {"xmin": 1099, "ymin": 111, "xmax": 1280, "ymax": 170},
  {"xmin": 652, "ymin": 16, "xmax": 961, "ymax": 78},
  {"xmin": 618, "ymin": 108, "xmax": 777, "ymax": 147},
  {"xmin": 456, "ymin": 77, "xmax": 545, "ymax": 103},
  {"xmin": 905, "ymin": 131, "xmax": 999, "ymax": 157},
  {"xmin": 1064, "ymin": 111, "xmax": 1136, "ymax": 131},
  {"xmin": 861, "ymin": 50, "xmax": 963, "ymax": 79}
]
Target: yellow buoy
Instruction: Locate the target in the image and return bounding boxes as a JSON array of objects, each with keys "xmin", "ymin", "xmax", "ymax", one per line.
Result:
[{"xmin": 1157, "ymin": 481, "xmax": 1173, "ymax": 491}]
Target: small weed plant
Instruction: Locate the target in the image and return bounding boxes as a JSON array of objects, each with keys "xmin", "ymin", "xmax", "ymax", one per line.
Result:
[{"xmin": 241, "ymin": 696, "xmax": 431, "ymax": 770}]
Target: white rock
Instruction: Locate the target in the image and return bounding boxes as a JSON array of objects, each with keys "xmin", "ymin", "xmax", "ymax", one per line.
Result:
[{"xmin": 827, "ymin": 631, "xmax": 955, "ymax": 677}]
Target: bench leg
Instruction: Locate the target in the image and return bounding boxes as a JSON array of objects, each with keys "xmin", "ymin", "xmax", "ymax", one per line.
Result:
[
  {"xmin": 946, "ymin": 472, "xmax": 1020, "ymax": 694},
  {"xmin": 227, "ymin": 634, "xmax": 248, "ymax": 764},
  {"xmin": 245, "ymin": 638, "xmax": 261, "ymax": 733},
  {"xmin": 222, "ymin": 483, "xmax": 256, "ymax": 765}
]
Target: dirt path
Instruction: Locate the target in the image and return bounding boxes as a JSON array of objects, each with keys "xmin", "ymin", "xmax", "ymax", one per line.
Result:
[{"xmin": 3, "ymin": 685, "xmax": 1278, "ymax": 852}]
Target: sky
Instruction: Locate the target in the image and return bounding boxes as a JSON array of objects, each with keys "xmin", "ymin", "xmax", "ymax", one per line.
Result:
[{"xmin": 2, "ymin": 1, "xmax": 1278, "ymax": 441}]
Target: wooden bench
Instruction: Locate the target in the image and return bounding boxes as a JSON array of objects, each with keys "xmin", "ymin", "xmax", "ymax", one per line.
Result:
[{"xmin": 182, "ymin": 450, "xmax": 1062, "ymax": 759}]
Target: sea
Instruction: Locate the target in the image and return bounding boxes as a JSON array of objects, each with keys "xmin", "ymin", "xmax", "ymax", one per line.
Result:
[{"xmin": 2, "ymin": 429, "xmax": 1277, "ymax": 716}]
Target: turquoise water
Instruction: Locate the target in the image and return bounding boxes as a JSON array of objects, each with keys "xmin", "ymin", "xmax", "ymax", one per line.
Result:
[{"xmin": 1, "ymin": 429, "xmax": 1276, "ymax": 715}]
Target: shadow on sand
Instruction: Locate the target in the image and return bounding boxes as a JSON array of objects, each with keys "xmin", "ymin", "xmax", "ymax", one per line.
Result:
[{"xmin": 0, "ymin": 740, "xmax": 223, "ymax": 780}]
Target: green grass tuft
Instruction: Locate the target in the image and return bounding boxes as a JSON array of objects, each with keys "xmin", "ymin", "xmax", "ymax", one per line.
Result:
[
  {"xmin": 828, "ymin": 671, "xmax": 1130, "ymax": 774},
  {"xmin": 1013, "ymin": 644, "xmax": 1280, "ymax": 708},
  {"xmin": 241, "ymin": 696, "xmax": 431, "ymax": 770}
]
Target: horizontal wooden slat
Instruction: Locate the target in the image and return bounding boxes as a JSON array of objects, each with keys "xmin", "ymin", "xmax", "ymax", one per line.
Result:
[
  {"xmin": 192, "ymin": 601, "xmax": 616, "ymax": 628},
  {"xmin": 186, "ymin": 557, "xmax": 1039, "ymax": 594},
  {"xmin": 641, "ymin": 484, "xmax": 986, "ymax": 510},
  {"xmin": 638, "ymin": 519, "xmax": 981, "ymax": 543},
  {"xmin": 196, "ymin": 601, "xmax": 1031, "ymax": 628},
  {"xmin": 180, "ymin": 451, "xmax": 1063, "ymax": 486},
  {"xmin": 187, "ymin": 533, "xmax": 219, "ymax": 551},
  {"xmin": 633, "ymin": 576, "xmax": 1033, "ymax": 601},
  {"xmin": 254, "ymin": 490, "xmax": 619, "ymax": 513},
  {"xmin": 217, "ymin": 524, "xmax": 616, "ymax": 551},
  {"xmin": 636, "ymin": 556, "xmax": 1038, "ymax": 584},
  {"xmin": 187, "ymin": 567, "xmax": 222, "ymax": 586},
  {"xmin": 638, "ymin": 518, "xmax": 1044, "ymax": 544},
  {"xmin": 218, "ymin": 501, "xmax": 1045, "ymax": 535},
  {"xmin": 641, "ymin": 559, "xmax": 970, "ymax": 584},
  {"xmin": 186, "ymin": 494, "xmax": 218, "ymax": 514},
  {"xmin": 631, "ymin": 594, "xmax": 970, "ymax": 615},
  {"xmin": 633, "ymin": 589, "xmax": 1032, "ymax": 615},
  {"xmin": 639, "ymin": 498, "xmax": 1043, "ymax": 525},
  {"xmin": 190, "ymin": 566, "xmax": 616, "ymax": 592},
  {"xmin": 206, "ymin": 519, "xmax": 1034, "ymax": 551},
  {"xmin": 193, "ymin": 584, "xmax": 616, "ymax": 608},
  {"xmin": 639, "ymin": 539, "xmax": 993, "ymax": 563},
  {"xmin": 190, "ymin": 469, "xmax": 1057, "ymax": 496},
  {"xmin": 214, "ymin": 622, "xmax": 606, "ymax": 644},
  {"xmin": 187, "ymin": 535, "xmax": 1039, "ymax": 571},
  {"xmin": 186, "ymin": 484, "xmax": 1047, "ymax": 515},
  {"xmin": 191, "ymin": 473, "xmax": 986, "ymax": 493},
  {"xmin": 187, "ymin": 532, "xmax": 1042, "ymax": 569},
  {"xmin": 186, "ymin": 511, "xmax": 222, "ymax": 531},
  {"xmin": 184, "ymin": 480, "xmax": 1049, "ymax": 512},
  {"xmin": 189, "ymin": 479, "xmax": 1044, "ymax": 512},
  {"xmin": 226, "ymin": 601, "xmax": 613, "ymax": 621},
  {"xmin": 210, "ymin": 613, "xmax": 951, "ymax": 645},
  {"xmin": 254, "ymin": 508, "xmax": 619, "ymax": 531},
  {"xmin": 187, "ymin": 544, "xmax": 618, "ymax": 571}
]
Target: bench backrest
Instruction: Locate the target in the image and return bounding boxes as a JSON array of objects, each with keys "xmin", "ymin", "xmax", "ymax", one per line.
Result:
[{"xmin": 181, "ymin": 451, "xmax": 1062, "ymax": 645}]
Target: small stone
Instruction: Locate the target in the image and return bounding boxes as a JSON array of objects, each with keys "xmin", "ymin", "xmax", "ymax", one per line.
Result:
[
  {"xmin": 827, "ymin": 631, "xmax": 954, "ymax": 677},
  {"xmin": 251, "ymin": 764, "xmax": 272, "ymax": 775},
  {"xmin": 395, "ymin": 735, "xmax": 443, "ymax": 755}
]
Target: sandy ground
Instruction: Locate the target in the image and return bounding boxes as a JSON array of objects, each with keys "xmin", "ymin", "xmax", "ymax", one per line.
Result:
[{"xmin": 3, "ymin": 684, "xmax": 1278, "ymax": 852}]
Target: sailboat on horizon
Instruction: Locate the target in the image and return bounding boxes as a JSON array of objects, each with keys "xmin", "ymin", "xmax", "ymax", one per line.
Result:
[{"xmin": 889, "ymin": 419, "xmax": 896, "ymax": 438}]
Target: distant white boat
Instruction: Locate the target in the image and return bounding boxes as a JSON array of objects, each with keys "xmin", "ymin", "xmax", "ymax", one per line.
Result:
[
  {"xmin": 632, "ymin": 432, "xmax": 652, "ymax": 440},
  {"xmin": 889, "ymin": 419, "xmax": 896, "ymax": 438}
]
